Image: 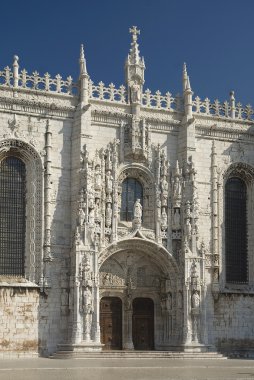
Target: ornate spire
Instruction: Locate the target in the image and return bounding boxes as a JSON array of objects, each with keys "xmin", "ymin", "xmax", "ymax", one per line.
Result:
[
  {"xmin": 79, "ymin": 44, "xmax": 89, "ymax": 105},
  {"xmin": 79, "ymin": 44, "xmax": 88, "ymax": 77},
  {"xmin": 125, "ymin": 26, "xmax": 145, "ymax": 105},
  {"xmin": 183, "ymin": 63, "xmax": 191, "ymax": 93},
  {"xmin": 128, "ymin": 26, "xmax": 142, "ymax": 65},
  {"xmin": 183, "ymin": 63, "xmax": 188, "ymax": 91},
  {"xmin": 182, "ymin": 62, "xmax": 193, "ymax": 120}
]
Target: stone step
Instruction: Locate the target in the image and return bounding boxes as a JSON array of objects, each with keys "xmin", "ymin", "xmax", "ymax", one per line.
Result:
[{"xmin": 51, "ymin": 350, "xmax": 227, "ymax": 359}]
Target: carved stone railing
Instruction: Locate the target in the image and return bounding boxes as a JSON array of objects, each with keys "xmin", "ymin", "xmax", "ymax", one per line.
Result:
[
  {"xmin": 193, "ymin": 96, "xmax": 254, "ymax": 122},
  {"xmin": 0, "ymin": 65, "xmax": 79, "ymax": 95},
  {"xmin": 142, "ymin": 89, "xmax": 183, "ymax": 112},
  {"xmin": 89, "ymin": 80, "xmax": 127, "ymax": 103}
]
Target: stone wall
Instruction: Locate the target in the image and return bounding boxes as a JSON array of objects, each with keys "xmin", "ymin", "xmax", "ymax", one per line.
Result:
[
  {"xmin": 213, "ymin": 293, "xmax": 254, "ymax": 354},
  {"xmin": 0, "ymin": 286, "xmax": 39, "ymax": 358}
]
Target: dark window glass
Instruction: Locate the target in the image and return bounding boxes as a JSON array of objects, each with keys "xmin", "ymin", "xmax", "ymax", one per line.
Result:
[
  {"xmin": 0, "ymin": 157, "xmax": 26, "ymax": 276},
  {"xmin": 225, "ymin": 177, "xmax": 247, "ymax": 283},
  {"xmin": 120, "ymin": 178, "xmax": 143, "ymax": 221}
]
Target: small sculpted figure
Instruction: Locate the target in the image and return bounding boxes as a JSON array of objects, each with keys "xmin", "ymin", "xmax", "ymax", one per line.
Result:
[{"xmin": 133, "ymin": 198, "xmax": 142, "ymax": 219}]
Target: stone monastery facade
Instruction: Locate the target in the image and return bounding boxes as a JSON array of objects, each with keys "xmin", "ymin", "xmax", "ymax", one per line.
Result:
[{"xmin": 0, "ymin": 26, "xmax": 254, "ymax": 357}]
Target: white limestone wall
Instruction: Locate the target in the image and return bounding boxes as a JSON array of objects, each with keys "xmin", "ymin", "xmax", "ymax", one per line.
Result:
[
  {"xmin": 213, "ymin": 294, "xmax": 254, "ymax": 352},
  {"xmin": 0, "ymin": 287, "xmax": 39, "ymax": 358},
  {"xmin": 0, "ymin": 91, "xmax": 73, "ymax": 355},
  {"xmin": 195, "ymin": 128, "xmax": 254, "ymax": 351}
]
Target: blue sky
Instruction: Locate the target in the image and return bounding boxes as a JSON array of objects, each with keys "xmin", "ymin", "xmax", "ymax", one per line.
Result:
[{"xmin": 1, "ymin": 0, "xmax": 254, "ymax": 106}]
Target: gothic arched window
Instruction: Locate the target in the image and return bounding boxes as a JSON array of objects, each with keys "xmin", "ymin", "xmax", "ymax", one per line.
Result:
[
  {"xmin": 120, "ymin": 178, "xmax": 143, "ymax": 221},
  {"xmin": 225, "ymin": 177, "xmax": 248, "ymax": 283},
  {"xmin": 0, "ymin": 156, "xmax": 26, "ymax": 276}
]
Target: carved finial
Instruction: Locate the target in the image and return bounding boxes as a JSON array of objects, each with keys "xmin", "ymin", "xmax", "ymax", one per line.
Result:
[
  {"xmin": 128, "ymin": 26, "xmax": 142, "ymax": 65},
  {"xmin": 13, "ymin": 55, "xmax": 19, "ymax": 66},
  {"xmin": 230, "ymin": 91, "xmax": 235, "ymax": 118},
  {"xmin": 183, "ymin": 63, "xmax": 187, "ymax": 91},
  {"xmin": 79, "ymin": 44, "xmax": 87, "ymax": 76},
  {"xmin": 129, "ymin": 26, "xmax": 140, "ymax": 42},
  {"xmin": 13, "ymin": 55, "xmax": 19, "ymax": 88}
]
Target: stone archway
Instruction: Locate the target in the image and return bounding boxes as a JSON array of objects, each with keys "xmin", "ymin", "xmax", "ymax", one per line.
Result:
[{"xmin": 99, "ymin": 238, "xmax": 181, "ymax": 350}]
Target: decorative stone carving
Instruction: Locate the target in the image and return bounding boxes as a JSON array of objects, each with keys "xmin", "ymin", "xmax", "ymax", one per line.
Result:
[
  {"xmin": 133, "ymin": 198, "xmax": 142, "ymax": 228},
  {"xmin": 191, "ymin": 290, "xmax": 200, "ymax": 309}
]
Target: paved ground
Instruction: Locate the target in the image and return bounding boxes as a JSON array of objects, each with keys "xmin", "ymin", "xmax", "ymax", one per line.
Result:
[{"xmin": 0, "ymin": 358, "xmax": 254, "ymax": 380}]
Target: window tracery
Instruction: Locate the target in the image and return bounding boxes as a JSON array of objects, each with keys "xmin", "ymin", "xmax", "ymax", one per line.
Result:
[
  {"xmin": 225, "ymin": 177, "xmax": 247, "ymax": 283},
  {"xmin": 0, "ymin": 140, "xmax": 43, "ymax": 283},
  {"xmin": 0, "ymin": 156, "xmax": 26, "ymax": 276}
]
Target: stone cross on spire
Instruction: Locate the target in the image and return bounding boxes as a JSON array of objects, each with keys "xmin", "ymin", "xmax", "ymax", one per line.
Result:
[{"xmin": 129, "ymin": 26, "xmax": 140, "ymax": 42}]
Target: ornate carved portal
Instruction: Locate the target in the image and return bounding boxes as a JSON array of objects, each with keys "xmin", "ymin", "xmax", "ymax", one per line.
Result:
[{"xmin": 99, "ymin": 247, "xmax": 182, "ymax": 350}]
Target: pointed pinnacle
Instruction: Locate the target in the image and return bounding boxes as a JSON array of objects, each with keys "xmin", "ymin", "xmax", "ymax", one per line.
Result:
[
  {"xmin": 187, "ymin": 76, "xmax": 191, "ymax": 91},
  {"xmin": 183, "ymin": 63, "xmax": 188, "ymax": 91},
  {"xmin": 80, "ymin": 44, "xmax": 85, "ymax": 61},
  {"xmin": 79, "ymin": 44, "xmax": 87, "ymax": 75}
]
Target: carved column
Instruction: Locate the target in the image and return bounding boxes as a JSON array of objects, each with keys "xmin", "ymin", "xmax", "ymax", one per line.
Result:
[
  {"xmin": 70, "ymin": 244, "xmax": 82, "ymax": 344},
  {"xmin": 42, "ymin": 120, "xmax": 53, "ymax": 289},
  {"xmin": 124, "ymin": 294, "xmax": 134, "ymax": 350}
]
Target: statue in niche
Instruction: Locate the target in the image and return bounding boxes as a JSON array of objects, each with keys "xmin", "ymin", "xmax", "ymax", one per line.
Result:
[
  {"xmin": 105, "ymin": 203, "xmax": 112, "ymax": 227},
  {"xmin": 78, "ymin": 206, "xmax": 85, "ymax": 226},
  {"xmin": 161, "ymin": 177, "xmax": 168, "ymax": 206},
  {"xmin": 83, "ymin": 286, "xmax": 93, "ymax": 314},
  {"xmin": 94, "ymin": 199, "xmax": 101, "ymax": 222},
  {"xmin": 125, "ymin": 294, "xmax": 132, "ymax": 311},
  {"xmin": 172, "ymin": 208, "xmax": 181, "ymax": 230},
  {"xmin": 165, "ymin": 292, "xmax": 172, "ymax": 311},
  {"xmin": 106, "ymin": 170, "xmax": 113, "ymax": 194},
  {"xmin": 191, "ymin": 290, "xmax": 200, "ymax": 309},
  {"xmin": 161, "ymin": 208, "xmax": 167, "ymax": 231},
  {"xmin": 131, "ymin": 82, "xmax": 141, "ymax": 103},
  {"xmin": 173, "ymin": 176, "xmax": 181, "ymax": 202},
  {"xmin": 94, "ymin": 165, "xmax": 102, "ymax": 190},
  {"xmin": 134, "ymin": 199, "xmax": 142, "ymax": 220},
  {"xmin": 89, "ymin": 207, "xmax": 95, "ymax": 226}
]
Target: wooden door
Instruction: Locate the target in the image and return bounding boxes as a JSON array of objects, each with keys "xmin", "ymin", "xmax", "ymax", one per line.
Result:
[
  {"xmin": 132, "ymin": 298, "xmax": 154, "ymax": 350},
  {"xmin": 100, "ymin": 297, "xmax": 122, "ymax": 350}
]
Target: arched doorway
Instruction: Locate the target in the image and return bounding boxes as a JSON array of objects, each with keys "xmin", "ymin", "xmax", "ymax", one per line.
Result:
[
  {"xmin": 100, "ymin": 297, "xmax": 122, "ymax": 350},
  {"xmin": 132, "ymin": 298, "xmax": 154, "ymax": 350}
]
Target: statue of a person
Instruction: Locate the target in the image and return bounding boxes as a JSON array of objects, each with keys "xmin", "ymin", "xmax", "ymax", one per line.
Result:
[
  {"xmin": 105, "ymin": 203, "xmax": 112, "ymax": 227},
  {"xmin": 165, "ymin": 293, "xmax": 172, "ymax": 311},
  {"xmin": 94, "ymin": 165, "xmax": 102, "ymax": 190},
  {"xmin": 173, "ymin": 176, "xmax": 181, "ymax": 202},
  {"xmin": 78, "ymin": 207, "xmax": 85, "ymax": 226},
  {"xmin": 131, "ymin": 83, "xmax": 141, "ymax": 103},
  {"xmin": 161, "ymin": 208, "xmax": 167, "ymax": 231},
  {"xmin": 133, "ymin": 199, "xmax": 142, "ymax": 219},
  {"xmin": 106, "ymin": 170, "xmax": 113, "ymax": 194},
  {"xmin": 83, "ymin": 286, "xmax": 93, "ymax": 314},
  {"xmin": 94, "ymin": 198, "xmax": 101, "ymax": 221},
  {"xmin": 173, "ymin": 208, "xmax": 180, "ymax": 229},
  {"xmin": 191, "ymin": 290, "xmax": 200, "ymax": 309}
]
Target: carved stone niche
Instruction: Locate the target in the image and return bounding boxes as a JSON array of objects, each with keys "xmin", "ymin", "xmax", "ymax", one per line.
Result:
[
  {"xmin": 118, "ymin": 166, "xmax": 155, "ymax": 229},
  {"xmin": 121, "ymin": 118, "xmax": 151, "ymax": 162}
]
